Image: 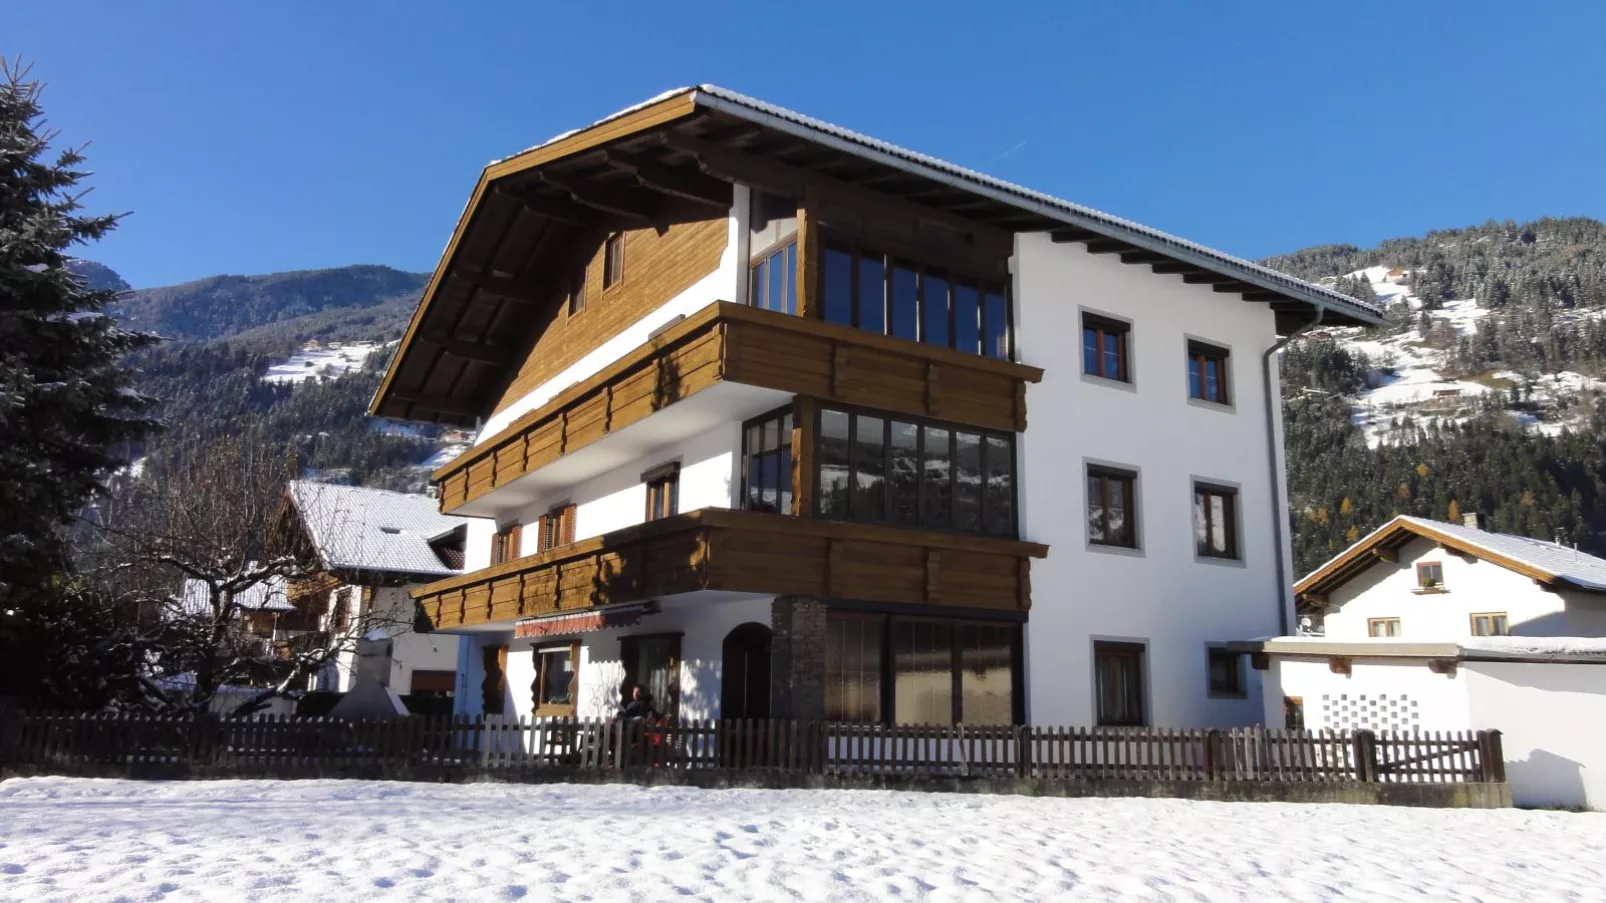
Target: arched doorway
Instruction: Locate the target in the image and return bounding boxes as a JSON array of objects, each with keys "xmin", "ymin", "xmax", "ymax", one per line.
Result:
[{"xmin": 721, "ymin": 622, "xmax": 772, "ymax": 720}]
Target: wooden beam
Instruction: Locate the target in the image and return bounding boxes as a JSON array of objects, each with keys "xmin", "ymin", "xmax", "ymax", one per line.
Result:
[
  {"xmin": 602, "ymin": 151, "xmax": 731, "ymax": 208},
  {"xmin": 1151, "ymin": 261, "xmax": 1205, "ymax": 275},
  {"xmin": 1050, "ymin": 227, "xmax": 1100, "ymax": 243},
  {"xmin": 662, "ymin": 133, "xmax": 1015, "ymax": 254},
  {"xmin": 1242, "ymin": 291, "xmax": 1284, "ymax": 302},
  {"xmin": 418, "ymin": 332, "xmax": 512, "ymax": 365},
  {"xmin": 1371, "ymin": 547, "xmax": 1398, "ymax": 563},
  {"xmin": 489, "ymin": 184, "xmax": 604, "ymax": 228},
  {"xmin": 1212, "ymin": 282, "xmax": 1256, "ymax": 294},
  {"xmin": 390, "ymin": 389, "xmax": 477, "ymax": 415},
  {"xmin": 1182, "ymin": 273, "xmax": 1237, "ymax": 285},
  {"xmin": 455, "ymin": 268, "xmax": 545, "ymax": 303},
  {"xmin": 534, "ymin": 171, "xmax": 663, "ymax": 222},
  {"xmin": 795, "ymin": 186, "xmax": 821, "ymax": 319},
  {"xmin": 1119, "ymin": 250, "xmax": 1169, "ymax": 265},
  {"xmin": 1083, "ymin": 238, "xmax": 1130, "ymax": 254}
]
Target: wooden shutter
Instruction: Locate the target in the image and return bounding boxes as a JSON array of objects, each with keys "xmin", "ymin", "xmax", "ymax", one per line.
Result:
[
  {"xmin": 509, "ymin": 523, "xmax": 522, "ymax": 559},
  {"xmin": 482, "ymin": 644, "xmax": 508, "ymax": 715},
  {"xmin": 535, "ymin": 514, "xmax": 549, "ymax": 553},
  {"xmin": 560, "ymin": 504, "xmax": 576, "ymax": 545}
]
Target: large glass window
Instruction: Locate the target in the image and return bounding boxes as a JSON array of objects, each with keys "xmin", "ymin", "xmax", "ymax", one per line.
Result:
[
  {"xmin": 826, "ymin": 612, "xmax": 1019, "ymax": 725},
  {"xmin": 750, "ymin": 242, "xmax": 796, "ymax": 314},
  {"xmin": 815, "ymin": 406, "xmax": 1015, "ymax": 538},
  {"xmin": 533, "ymin": 643, "xmax": 578, "ymax": 716},
  {"xmin": 742, "ymin": 407, "xmax": 794, "ymax": 514},
  {"xmin": 819, "ymin": 240, "xmax": 1010, "ymax": 360},
  {"xmin": 826, "ymin": 615, "xmax": 883, "ymax": 722}
]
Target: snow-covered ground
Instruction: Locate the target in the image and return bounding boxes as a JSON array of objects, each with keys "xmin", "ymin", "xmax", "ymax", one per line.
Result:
[
  {"xmin": 1319, "ymin": 269, "xmax": 1605, "ymax": 447},
  {"xmin": 2, "ymin": 779, "xmax": 1604, "ymax": 902},
  {"xmin": 263, "ymin": 342, "xmax": 388, "ymax": 384}
]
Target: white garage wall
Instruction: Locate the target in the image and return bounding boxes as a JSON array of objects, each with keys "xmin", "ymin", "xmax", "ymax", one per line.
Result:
[
  {"xmin": 1464, "ymin": 661, "xmax": 1606, "ymax": 809},
  {"xmin": 1267, "ymin": 657, "xmax": 1472, "ymax": 733}
]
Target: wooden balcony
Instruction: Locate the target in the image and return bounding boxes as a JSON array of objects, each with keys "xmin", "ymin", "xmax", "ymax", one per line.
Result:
[
  {"xmin": 433, "ymin": 301, "xmax": 1043, "ymax": 514},
  {"xmin": 411, "ymin": 508, "xmax": 1048, "ymax": 632}
]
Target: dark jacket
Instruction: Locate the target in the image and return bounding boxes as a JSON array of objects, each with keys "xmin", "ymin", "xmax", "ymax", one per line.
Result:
[{"xmin": 619, "ymin": 695, "xmax": 659, "ymax": 720}]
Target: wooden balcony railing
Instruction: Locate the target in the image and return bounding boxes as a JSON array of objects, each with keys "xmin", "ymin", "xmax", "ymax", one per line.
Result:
[
  {"xmin": 411, "ymin": 508, "xmax": 1048, "ymax": 632},
  {"xmin": 433, "ymin": 301, "xmax": 1043, "ymax": 513}
]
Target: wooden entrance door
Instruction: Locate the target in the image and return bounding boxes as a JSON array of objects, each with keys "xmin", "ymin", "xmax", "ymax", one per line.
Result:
[{"xmin": 720, "ymin": 622, "xmax": 772, "ymax": 720}]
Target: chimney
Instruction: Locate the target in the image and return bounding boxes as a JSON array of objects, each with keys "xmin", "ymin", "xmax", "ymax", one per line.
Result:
[{"xmin": 1462, "ymin": 512, "xmax": 1481, "ymax": 530}]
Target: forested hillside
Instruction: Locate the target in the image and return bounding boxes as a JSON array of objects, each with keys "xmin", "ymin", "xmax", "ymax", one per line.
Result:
[{"xmin": 1267, "ymin": 217, "xmax": 1606, "ymax": 574}]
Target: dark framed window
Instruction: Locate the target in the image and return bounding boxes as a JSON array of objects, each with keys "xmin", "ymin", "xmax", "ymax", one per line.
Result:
[
  {"xmin": 741, "ymin": 406, "xmax": 794, "ymax": 514},
  {"xmin": 818, "ymin": 239, "xmax": 1011, "ymax": 360},
  {"xmin": 1087, "ymin": 466, "xmax": 1137, "ymax": 549},
  {"xmin": 1368, "ymin": 617, "xmax": 1401, "ymax": 638},
  {"xmin": 536, "ymin": 503, "xmax": 575, "ymax": 553},
  {"xmin": 621, "ymin": 633, "xmax": 680, "ymax": 718},
  {"xmin": 567, "ymin": 273, "xmax": 586, "ymax": 317},
  {"xmin": 602, "ymin": 232, "xmax": 624, "ymax": 289},
  {"xmin": 1187, "ymin": 340, "xmax": 1230, "ymax": 404},
  {"xmin": 1094, "ymin": 641, "xmax": 1146, "ymax": 726},
  {"xmin": 1207, "ymin": 647, "xmax": 1246, "ymax": 698},
  {"xmin": 1470, "ymin": 613, "xmax": 1509, "ymax": 637},
  {"xmin": 533, "ymin": 642, "xmax": 578, "ymax": 717},
  {"xmin": 814, "ymin": 405, "xmax": 1016, "ymax": 538},
  {"xmin": 749, "ymin": 240, "xmax": 797, "ymax": 314},
  {"xmin": 490, "ymin": 523, "xmax": 521, "ymax": 565},
  {"xmin": 1193, "ymin": 483, "xmax": 1239, "ymax": 560},
  {"xmin": 1082, "ymin": 313, "xmax": 1130, "ymax": 382},
  {"xmin": 1283, "ymin": 696, "xmax": 1305, "ymax": 730},
  {"xmin": 644, "ymin": 462, "xmax": 680, "ymax": 522},
  {"xmin": 825, "ymin": 611, "xmax": 1021, "ymax": 725},
  {"xmin": 1416, "ymin": 561, "xmax": 1445, "ymax": 589}
]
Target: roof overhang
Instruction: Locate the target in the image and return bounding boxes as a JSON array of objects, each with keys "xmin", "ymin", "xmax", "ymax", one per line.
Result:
[
  {"xmin": 372, "ymin": 85, "xmax": 1386, "ymax": 425},
  {"xmin": 1294, "ymin": 515, "xmax": 1604, "ymax": 610},
  {"xmin": 1232, "ymin": 637, "xmax": 1606, "ymax": 666}
]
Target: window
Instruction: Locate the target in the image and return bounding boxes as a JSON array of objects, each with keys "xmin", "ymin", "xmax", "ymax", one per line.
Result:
[
  {"xmin": 1094, "ymin": 641, "xmax": 1146, "ymax": 726},
  {"xmin": 1283, "ymin": 696, "xmax": 1305, "ymax": 730},
  {"xmin": 1471, "ymin": 613, "xmax": 1509, "ymax": 637},
  {"xmin": 814, "ymin": 406, "xmax": 1015, "ymax": 538},
  {"xmin": 742, "ymin": 407, "xmax": 794, "ymax": 514},
  {"xmin": 1207, "ymin": 647, "xmax": 1246, "ymax": 698},
  {"xmin": 567, "ymin": 273, "xmax": 585, "ymax": 316},
  {"xmin": 1082, "ymin": 313, "xmax": 1130, "ymax": 382},
  {"xmin": 490, "ymin": 523, "xmax": 522, "ymax": 565},
  {"xmin": 824, "ymin": 612, "xmax": 1019, "ymax": 725},
  {"xmin": 602, "ymin": 233, "xmax": 624, "ymax": 289},
  {"xmin": 1416, "ymin": 561, "xmax": 1445, "ymax": 590},
  {"xmin": 533, "ymin": 643, "xmax": 578, "ymax": 716},
  {"xmin": 621, "ymin": 634, "xmax": 680, "ymax": 718},
  {"xmin": 1086, "ymin": 466, "xmax": 1137, "ymax": 549},
  {"xmin": 1187, "ymin": 340, "xmax": 1230, "ymax": 404},
  {"xmin": 818, "ymin": 240, "xmax": 1011, "ymax": 360},
  {"xmin": 644, "ymin": 462, "xmax": 680, "ymax": 522},
  {"xmin": 1193, "ymin": 483, "xmax": 1239, "ymax": 560},
  {"xmin": 1368, "ymin": 617, "xmax": 1402, "ymax": 638},
  {"xmin": 535, "ymin": 503, "xmax": 575, "ymax": 553},
  {"xmin": 749, "ymin": 241, "xmax": 797, "ymax": 314}
]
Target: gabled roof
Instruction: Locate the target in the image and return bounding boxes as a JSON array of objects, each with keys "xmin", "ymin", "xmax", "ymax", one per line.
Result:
[
  {"xmin": 372, "ymin": 86, "xmax": 1384, "ymax": 425},
  {"xmin": 286, "ymin": 481, "xmax": 473, "ymax": 579},
  {"xmin": 179, "ymin": 576, "xmax": 291, "ymax": 615},
  {"xmin": 1296, "ymin": 515, "xmax": 1606, "ymax": 603}
]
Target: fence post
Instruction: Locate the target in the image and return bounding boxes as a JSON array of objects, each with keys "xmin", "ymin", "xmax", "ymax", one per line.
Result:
[
  {"xmin": 1203, "ymin": 729, "xmax": 1222, "ymax": 780},
  {"xmin": 1351, "ymin": 729, "xmax": 1378, "ymax": 782},
  {"xmin": 1013, "ymin": 725, "xmax": 1029, "ymax": 779},
  {"xmin": 1476, "ymin": 730, "xmax": 1506, "ymax": 782},
  {"xmin": 0, "ymin": 699, "xmax": 21, "ymax": 766}
]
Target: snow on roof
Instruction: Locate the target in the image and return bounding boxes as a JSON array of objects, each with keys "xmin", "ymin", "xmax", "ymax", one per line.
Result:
[
  {"xmin": 1395, "ymin": 515, "xmax": 1606, "ymax": 591},
  {"xmin": 179, "ymin": 576, "xmax": 291, "ymax": 615},
  {"xmin": 1457, "ymin": 636, "xmax": 1606, "ymax": 658},
  {"xmin": 287, "ymin": 481, "xmax": 473, "ymax": 578},
  {"xmin": 483, "ymin": 85, "xmax": 1381, "ymax": 327}
]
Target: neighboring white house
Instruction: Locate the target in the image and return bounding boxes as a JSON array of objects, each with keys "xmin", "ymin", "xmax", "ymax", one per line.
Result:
[
  {"xmin": 1240, "ymin": 514, "xmax": 1606, "ymax": 808},
  {"xmin": 371, "ymin": 85, "xmax": 1384, "ymax": 731},
  {"xmin": 285, "ymin": 481, "xmax": 478, "ymax": 705}
]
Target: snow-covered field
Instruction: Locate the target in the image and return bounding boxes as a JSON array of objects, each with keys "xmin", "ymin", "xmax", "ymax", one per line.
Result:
[
  {"xmin": 2, "ymin": 779, "xmax": 1604, "ymax": 902},
  {"xmin": 263, "ymin": 342, "xmax": 387, "ymax": 384}
]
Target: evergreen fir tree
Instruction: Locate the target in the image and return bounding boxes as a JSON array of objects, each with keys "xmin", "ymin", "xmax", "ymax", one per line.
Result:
[{"xmin": 0, "ymin": 62, "xmax": 158, "ymax": 609}]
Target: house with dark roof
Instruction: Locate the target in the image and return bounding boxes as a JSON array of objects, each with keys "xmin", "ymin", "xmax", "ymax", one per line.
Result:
[
  {"xmin": 284, "ymin": 481, "xmax": 478, "ymax": 705},
  {"xmin": 369, "ymin": 86, "xmax": 1385, "ymax": 729}
]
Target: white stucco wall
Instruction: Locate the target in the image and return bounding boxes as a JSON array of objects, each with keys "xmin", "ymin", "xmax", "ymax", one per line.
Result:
[
  {"xmin": 1013, "ymin": 234, "xmax": 1289, "ymax": 727},
  {"xmin": 1321, "ymin": 536, "xmax": 1606, "ymax": 640},
  {"xmin": 1463, "ymin": 661, "xmax": 1606, "ymax": 809},
  {"xmin": 458, "ymin": 596, "xmax": 773, "ymax": 722},
  {"xmin": 322, "ymin": 584, "xmax": 460, "ymax": 694},
  {"xmin": 1266, "ymin": 656, "xmax": 1472, "ymax": 733}
]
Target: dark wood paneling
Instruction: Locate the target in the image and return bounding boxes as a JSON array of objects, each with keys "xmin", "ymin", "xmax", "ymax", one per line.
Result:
[
  {"xmin": 412, "ymin": 509, "xmax": 1047, "ymax": 631},
  {"xmin": 434, "ymin": 302, "xmax": 1042, "ymax": 513}
]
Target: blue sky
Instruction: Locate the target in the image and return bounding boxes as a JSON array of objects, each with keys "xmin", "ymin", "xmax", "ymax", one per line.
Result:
[{"xmin": 14, "ymin": 1, "xmax": 1606, "ymax": 288}]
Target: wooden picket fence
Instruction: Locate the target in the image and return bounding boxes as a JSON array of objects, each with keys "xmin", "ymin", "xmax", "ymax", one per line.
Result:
[{"xmin": 0, "ymin": 711, "xmax": 1504, "ymax": 785}]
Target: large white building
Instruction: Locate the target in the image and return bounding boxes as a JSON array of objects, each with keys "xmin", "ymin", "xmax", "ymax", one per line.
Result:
[{"xmin": 369, "ymin": 86, "xmax": 1383, "ymax": 730}]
